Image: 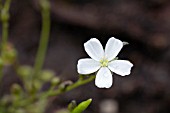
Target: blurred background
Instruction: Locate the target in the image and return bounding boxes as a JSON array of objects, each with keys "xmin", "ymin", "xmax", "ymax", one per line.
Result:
[{"xmin": 0, "ymin": 0, "xmax": 170, "ymax": 113}]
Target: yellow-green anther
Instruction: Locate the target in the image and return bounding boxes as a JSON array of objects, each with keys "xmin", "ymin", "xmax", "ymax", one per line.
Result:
[{"xmin": 100, "ymin": 59, "xmax": 109, "ymax": 67}]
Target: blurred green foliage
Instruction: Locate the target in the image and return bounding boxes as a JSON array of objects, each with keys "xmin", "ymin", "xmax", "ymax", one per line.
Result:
[{"xmin": 0, "ymin": 0, "xmax": 93, "ymax": 112}]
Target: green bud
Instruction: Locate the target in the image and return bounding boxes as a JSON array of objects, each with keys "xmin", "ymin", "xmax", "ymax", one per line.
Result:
[
  {"xmin": 68, "ymin": 100, "xmax": 77, "ymax": 112},
  {"xmin": 17, "ymin": 66, "xmax": 32, "ymax": 78},
  {"xmin": 1, "ymin": 45, "xmax": 17, "ymax": 64},
  {"xmin": 33, "ymin": 80, "xmax": 42, "ymax": 90},
  {"xmin": 40, "ymin": 70, "xmax": 55, "ymax": 82},
  {"xmin": 71, "ymin": 98, "xmax": 92, "ymax": 113},
  {"xmin": 59, "ymin": 81, "xmax": 73, "ymax": 91},
  {"xmin": 11, "ymin": 84, "xmax": 22, "ymax": 95},
  {"xmin": 51, "ymin": 77, "xmax": 60, "ymax": 86}
]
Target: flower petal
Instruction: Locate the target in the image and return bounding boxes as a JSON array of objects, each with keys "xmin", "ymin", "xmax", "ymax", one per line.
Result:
[
  {"xmin": 77, "ymin": 58, "xmax": 101, "ymax": 74},
  {"xmin": 84, "ymin": 38, "xmax": 104, "ymax": 61},
  {"xmin": 105, "ymin": 37, "xmax": 123, "ymax": 61},
  {"xmin": 108, "ymin": 60, "xmax": 133, "ymax": 76},
  {"xmin": 95, "ymin": 67, "xmax": 113, "ymax": 88}
]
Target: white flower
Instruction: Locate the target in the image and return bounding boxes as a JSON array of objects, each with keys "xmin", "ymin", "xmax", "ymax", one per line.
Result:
[{"xmin": 77, "ymin": 37, "xmax": 133, "ymax": 88}]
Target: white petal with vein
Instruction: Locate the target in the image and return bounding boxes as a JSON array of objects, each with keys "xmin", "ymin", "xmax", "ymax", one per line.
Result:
[
  {"xmin": 105, "ymin": 37, "xmax": 123, "ymax": 61},
  {"xmin": 84, "ymin": 38, "xmax": 104, "ymax": 61},
  {"xmin": 108, "ymin": 60, "xmax": 133, "ymax": 76},
  {"xmin": 77, "ymin": 58, "xmax": 101, "ymax": 74},
  {"xmin": 95, "ymin": 67, "xmax": 113, "ymax": 88}
]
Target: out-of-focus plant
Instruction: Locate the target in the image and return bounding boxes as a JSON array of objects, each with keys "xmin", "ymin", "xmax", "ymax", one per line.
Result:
[
  {"xmin": 0, "ymin": 0, "xmax": 134, "ymax": 113},
  {"xmin": 0, "ymin": 0, "xmax": 94, "ymax": 113}
]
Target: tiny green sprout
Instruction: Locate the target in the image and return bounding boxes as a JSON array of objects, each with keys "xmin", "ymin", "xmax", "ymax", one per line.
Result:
[{"xmin": 71, "ymin": 98, "xmax": 92, "ymax": 113}]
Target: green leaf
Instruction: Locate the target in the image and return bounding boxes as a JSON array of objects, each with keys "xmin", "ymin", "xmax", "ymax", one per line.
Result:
[{"xmin": 71, "ymin": 98, "xmax": 92, "ymax": 113}]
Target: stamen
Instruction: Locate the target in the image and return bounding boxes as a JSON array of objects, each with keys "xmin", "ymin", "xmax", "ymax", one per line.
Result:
[{"xmin": 100, "ymin": 59, "xmax": 109, "ymax": 67}]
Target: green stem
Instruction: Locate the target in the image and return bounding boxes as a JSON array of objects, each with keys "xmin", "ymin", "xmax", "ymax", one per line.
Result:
[
  {"xmin": 0, "ymin": 0, "xmax": 11, "ymax": 80},
  {"xmin": 66, "ymin": 75, "xmax": 95, "ymax": 92},
  {"xmin": 11, "ymin": 75, "xmax": 95, "ymax": 108},
  {"xmin": 1, "ymin": 18, "xmax": 8, "ymax": 51},
  {"xmin": 0, "ymin": 0, "xmax": 11, "ymax": 52},
  {"xmin": 32, "ymin": 0, "xmax": 50, "ymax": 78},
  {"xmin": 42, "ymin": 75, "xmax": 95, "ymax": 98}
]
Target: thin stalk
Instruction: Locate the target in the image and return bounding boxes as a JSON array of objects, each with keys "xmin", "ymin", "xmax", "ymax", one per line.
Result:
[
  {"xmin": 32, "ymin": 0, "xmax": 50, "ymax": 78},
  {"xmin": 8, "ymin": 75, "xmax": 95, "ymax": 108},
  {"xmin": 41, "ymin": 75, "xmax": 96, "ymax": 98}
]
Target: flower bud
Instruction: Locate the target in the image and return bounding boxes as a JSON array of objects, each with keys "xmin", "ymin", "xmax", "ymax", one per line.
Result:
[
  {"xmin": 33, "ymin": 80, "xmax": 41, "ymax": 90},
  {"xmin": 59, "ymin": 81, "xmax": 73, "ymax": 90},
  {"xmin": 17, "ymin": 66, "xmax": 32, "ymax": 78},
  {"xmin": 51, "ymin": 77, "xmax": 60, "ymax": 86},
  {"xmin": 1, "ymin": 44, "xmax": 17, "ymax": 64},
  {"xmin": 40, "ymin": 70, "xmax": 55, "ymax": 82}
]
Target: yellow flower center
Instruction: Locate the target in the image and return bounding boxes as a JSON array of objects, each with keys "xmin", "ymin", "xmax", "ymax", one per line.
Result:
[{"xmin": 100, "ymin": 59, "xmax": 109, "ymax": 67}]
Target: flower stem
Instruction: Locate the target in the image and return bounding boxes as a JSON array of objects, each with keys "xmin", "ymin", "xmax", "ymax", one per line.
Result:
[
  {"xmin": 65, "ymin": 75, "xmax": 95, "ymax": 92},
  {"xmin": 32, "ymin": 0, "xmax": 50, "ymax": 78},
  {"xmin": 42, "ymin": 75, "xmax": 95, "ymax": 98}
]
